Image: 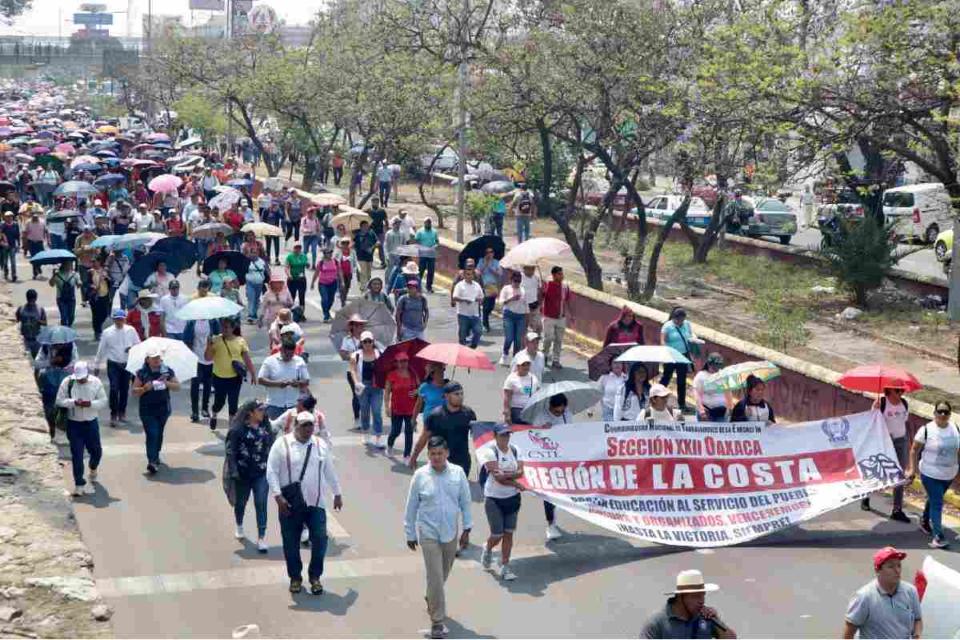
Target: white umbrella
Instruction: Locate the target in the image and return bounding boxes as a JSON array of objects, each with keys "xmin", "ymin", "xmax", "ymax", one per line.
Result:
[
  {"xmin": 209, "ymin": 188, "xmax": 242, "ymax": 211},
  {"xmin": 500, "ymin": 237, "xmax": 572, "ymax": 269},
  {"xmin": 615, "ymin": 345, "xmax": 691, "ymax": 365},
  {"xmin": 126, "ymin": 337, "xmax": 198, "ymax": 381},
  {"xmin": 241, "ymin": 222, "xmax": 283, "ymax": 237},
  {"xmin": 176, "ymin": 296, "xmax": 244, "ymax": 321}
]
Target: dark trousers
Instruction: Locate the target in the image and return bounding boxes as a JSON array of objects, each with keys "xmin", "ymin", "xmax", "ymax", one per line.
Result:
[
  {"xmin": 141, "ymin": 408, "xmax": 170, "ymax": 465},
  {"xmin": 212, "ymin": 374, "xmax": 243, "ymax": 417},
  {"xmin": 91, "ymin": 295, "xmax": 110, "ymax": 339},
  {"xmin": 346, "ymin": 372, "xmax": 360, "ymax": 420},
  {"xmin": 78, "ymin": 264, "xmax": 90, "ymax": 302},
  {"xmin": 379, "ymin": 181, "xmax": 391, "ymax": 206},
  {"xmin": 27, "ymin": 240, "xmax": 43, "ymax": 277},
  {"xmin": 1, "ymin": 245, "xmax": 17, "ymax": 280},
  {"xmin": 339, "ymin": 273, "xmax": 352, "ymax": 306},
  {"xmin": 288, "ymin": 276, "xmax": 306, "ymax": 309},
  {"xmin": 284, "ymin": 220, "xmax": 300, "ymax": 243},
  {"xmin": 57, "ymin": 295, "xmax": 76, "ymax": 327},
  {"xmin": 388, "ymin": 414, "xmax": 414, "ymax": 456},
  {"xmin": 279, "ymin": 506, "xmax": 329, "ymax": 581},
  {"xmin": 67, "ymin": 419, "xmax": 102, "ymax": 486},
  {"xmin": 544, "ymin": 501, "xmax": 556, "ymax": 524},
  {"xmin": 333, "ymin": 167, "xmax": 343, "ymax": 186},
  {"xmin": 235, "ymin": 475, "xmax": 269, "ymax": 537},
  {"xmin": 265, "ymin": 236, "xmax": 280, "ymax": 263},
  {"xmin": 419, "ymin": 257, "xmax": 435, "ymax": 292},
  {"xmin": 190, "ymin": 362, "xmax": 213, "ymax": 416},
  {"xmin": 107, "ymin": 360, "xmax": 131, "ymax": 417},
  {"xmin": 482, "ymin": 295, "xmax": 496, "ymax": 330},
  {"xmin": 319, "ymin": 281, "xmax": 337, "ymax": 320},
  {"xmin": 660, "ymin": 362, "xmax": 689, "ymax": 410}
]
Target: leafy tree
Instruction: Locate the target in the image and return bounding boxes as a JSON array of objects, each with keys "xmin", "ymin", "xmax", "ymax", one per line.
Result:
[
  {"xmin": 0, "ymin": 0, "xmax": 31, "ymax": 18},
  {"xmin": 172, "ymin": 92, "xmax": 227, "ymax": 140},
  {"xmin": 818, "ymin": 217, "xmax": 900, "ymax": 308}
]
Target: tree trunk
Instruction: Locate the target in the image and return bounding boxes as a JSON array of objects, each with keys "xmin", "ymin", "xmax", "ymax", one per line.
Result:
[
  {"xmin": 693, "ymin": 195, "xmax": 728, "ymax": 263},
  {"xmin": 301, "ymin": 157, "xmax": 317, "ymax": 192},
  {"xmin": 550, "ymin": 155, "xmax": 604, "ymax": 291},
  {"xmin": 642, "ymin": 197, "xmax": 691, "ymax": 300},
  {"xmin": 417, "ymin": 144, "xmax": 453, "ymax": 229},
  {"xmin": 537, "ymin": 120, "xmax": 553, "ymax": 218}
]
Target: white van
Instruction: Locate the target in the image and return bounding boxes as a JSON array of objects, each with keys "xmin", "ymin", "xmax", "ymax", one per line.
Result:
[{"xmin": 882, "ymin": 183, "xmax": 953, "ymax": 243}]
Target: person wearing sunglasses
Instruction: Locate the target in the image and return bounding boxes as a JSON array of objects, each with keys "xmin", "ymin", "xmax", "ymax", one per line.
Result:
[{"xmin": 905, "ymin": 401, "xmax": 960, "ymax": 549}]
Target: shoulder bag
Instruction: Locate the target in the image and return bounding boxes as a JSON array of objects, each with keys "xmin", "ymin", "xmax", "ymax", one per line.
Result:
[
  {"xmin": 223, "ymin": 336, "xmax": 247, "ymax": 378},
  {"xmin": 281, "ymin": 437, "xmax": 313, "ymax": 514}
]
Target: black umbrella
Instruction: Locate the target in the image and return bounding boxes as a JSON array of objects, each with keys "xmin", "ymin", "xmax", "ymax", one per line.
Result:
[
  {"xmin": 0, "ymin": 180, "xmax": 15, "ymax": 192},
  {"xmin": 45, "ymin": 209, "xmax": 83, "ymax": 223},
  {"xmin": 587, "ymin": 342, "xmax": 637, "ymax": 381},
  {"xmin": 129, "ymin": 252, "xmax": 181, "ymax": 288},
  {"xmin": 458, "ymin": 235, "xmax": 505, "ymax": 268},
  {"xmin": 152, "ymin": 236, "xmax": 198, "ymax": 272},
  {"xmin": 202, "ymin": 250, "xmax": 250, "ymax": 285}
]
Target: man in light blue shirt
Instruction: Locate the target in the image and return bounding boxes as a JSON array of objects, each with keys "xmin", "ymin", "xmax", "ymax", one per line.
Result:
[
  {"xmin": 414, "ymin": 217, "xmax": 439, "ymax": 293},
  {"xmin": 404, "ymin": 436, "xmax": 472, "ymax": 639}
]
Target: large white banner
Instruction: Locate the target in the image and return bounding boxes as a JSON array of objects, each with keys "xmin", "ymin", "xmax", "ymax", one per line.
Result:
[{"xmin": 475, "ymin": 411, "xmax": 903, "ymax": 547}]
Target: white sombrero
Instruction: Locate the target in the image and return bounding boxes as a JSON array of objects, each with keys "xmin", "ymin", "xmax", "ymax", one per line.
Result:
[{"xmin": 665, "ymin": 570, "xmax": 719, "ymax": 595}]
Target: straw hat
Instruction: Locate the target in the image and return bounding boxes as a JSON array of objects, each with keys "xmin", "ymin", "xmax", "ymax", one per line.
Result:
[{"xmin": 665, "ymin": 570, "xmax": 719, "ymax": 595}]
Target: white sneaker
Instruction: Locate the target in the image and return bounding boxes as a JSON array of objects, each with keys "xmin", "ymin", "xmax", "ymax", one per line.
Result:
[
  {"xmin": 402, "ymin": 455, "xmax": 410, "ymax": 465},
  {"xmin": 83, "ymin": 483, "xmax": 95, "ymax": 495},
  {"xmin": 387, "ymin": 445, "xmax": 395, "ymax": 456},
  {"xmin": 257, "ymin": 537, "xmax": 268, "ymax": 553},
  {"xmin": 498, "ymin": 354, "xmax": 509, "ymax": 366},
  {"xmin": 546, "ymin": 524, "xmax": 562, "ymax": 541},
  {"xmin": 500, "ymin": 564, "xmax": 517, "ymax": 581},
  {"xmin": 88, "ymin": 467, "xmax": 98, "ymax": 480},
  {"xmin": 72, "ymin": 485, "xmax": 83, "ymax": 497},
  {"xmin": 481, "ymin": 548, "xmax": 493, "ymax": 569},
  {"xmin": 234, "ymin": 525, "xmax": 245, "ymax": 540},
  {"xmin": 361, "ymin": 433, "xmax": 369, "ymax": 445},
  {"xmin": 375, "ymin": 435, "xmax": 386, "ymax": 449},
  {"xmin": 300, "ymin": 528, "xmax": 309, "ymax": 544}
]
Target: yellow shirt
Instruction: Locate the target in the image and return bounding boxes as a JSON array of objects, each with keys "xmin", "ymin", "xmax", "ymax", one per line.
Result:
[{"xmin": 211, "ymin": 335, "xmax": 249, "ymax": 379}]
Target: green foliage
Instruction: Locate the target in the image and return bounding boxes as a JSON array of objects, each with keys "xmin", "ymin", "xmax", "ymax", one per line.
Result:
[
  {"xmin": 172, "ymin": 92, "xmax": 227, "ymax": 138},
  {"xmin": 0, "ymin": 0, "xmax": 31, "ymax": 18},
  {"xmin": 819, "ymin": 217, "xmax": 900, "ymax": 308},
  {"xmin": 752, "ymin": 291, "xmax": 808, "ymax": 352},
  {"xmin": 465, "ymin": 191, "xmax": 496, "ymax": 221},
  {"xmin": 84, "ymin": 94, "xmax": 126, "ymax": 120}
]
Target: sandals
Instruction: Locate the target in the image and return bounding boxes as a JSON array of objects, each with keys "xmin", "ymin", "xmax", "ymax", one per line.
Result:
[
  {"xmin": 310, "ymin": 579, "xmax": 324, "ymax": 595},
  {"xmin": 289, "ymin": 578, "xmax": 302, "ymax": 594}
]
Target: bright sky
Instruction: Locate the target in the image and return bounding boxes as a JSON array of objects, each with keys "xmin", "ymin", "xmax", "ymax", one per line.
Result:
[{"xmin": 10, "ymin": 0, "xmax": 327, "ymax": 37}]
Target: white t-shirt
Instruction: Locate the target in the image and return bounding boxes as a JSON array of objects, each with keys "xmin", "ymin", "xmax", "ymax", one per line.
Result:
[
  {"xmin": 498, "ymin": 284, "xmax": 528, "ymax": 315},
  {"xmin": 648, "ymin": 406, "xmax": 683, "ymax": 423},
  {"xmin": 520, "ymin": 274, "xmax": 540, "ymax": 305},
  {"xmin": 599, "ymin": 372, "xmax": 626, "ymax": 411},
  {"xmin": 503, "ymin": 372, "xmax": 539, "ymax": 410},
  {"xmin": 530, "ymin": 408, "xmax": 573, "ymax": 426},
  {"xmin": 880, "ymin": 398, "xmax": 909, "ymax": 439},
  {"xmin": 693, "ymin": 370, "xmax": 726, "ymax": 409},
  {"xmin": 477, "ymin": 442, "xmax": 520, "ymax": 499},
  {"xmin": 159, "ymin": 294, "xmax": 188, "ymax": 334},
  {"xmin": 453, "ymin": 280, "xmax": 483, "ymax": 317},
  {"xmin": 258, "ymin": 354, "xmax": 309, "ymax": 409},
  {"xmin": 511, "ymin": 349, "xmax": 545, "ymax": 380},
  {"xmin": 191, "ymin": 319, "xmax": 213, "ymax": 365},
  {"xmin": 915, "ymin": 421, "xmax": 960, "ymax": 481},
  {"xmin": 613, "ymin": 387, "xmax": 647, "ymax": 422},
  {"xmin": 145, "ymin": 271, "xmax": 174, "ymax": 298}
]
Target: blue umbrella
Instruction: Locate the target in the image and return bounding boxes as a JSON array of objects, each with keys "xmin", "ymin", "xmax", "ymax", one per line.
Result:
[
  {"xmin": 227, "ymin": 178, "xmax": 253, "ymax": 188},
  {"xmin": 129, "ymin": 252, "xmax": 182, "ymax": 288},
  {"xmin": 37, "ymin": 325, "xmax": 78, "ymax": 345},
  {"xmin": 93, "ymin": 149, "xmax": 117, "ymax": 158},
  {"xmin": 152, "ymin": 236, "xmax": 198, "ymax": 271},
  {"xmin": 28, "ymin": 249, "xmax": 76, "ymax": 265},
  {"xmin": 103, "ymin": 157, "xmax": 121, "ymax": 167},
  {"xmin": 69, "ymin": 163, "xmax": 102, "ymax": 173},
  {"xmin": 54, "ymin": 180, "xmax": 97, "ymax": 197},
  {"xmin": 89, "ymin": 234, "xmax": 120, "ymax": 249},
  {"xmin": 93, "ymin": 173, "xmax": 127, "ymax": 188}
]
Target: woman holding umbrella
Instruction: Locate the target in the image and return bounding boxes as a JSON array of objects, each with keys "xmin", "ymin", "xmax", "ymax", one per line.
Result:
[
  {"xmin": 209, "ymin": 256, "xmax": 238, "ymax": 296},
  {"xmin": 599, "ymin": 360, "xmax": 628, "ymax": 422},
  {"xmin": 205, "ymin": 316, "xmax": 257, "ymax": 430},
  {"xmin": 49, "ymin": 259, "xmax": 80, "ymax": 327},
  {"xmin": 659, "ymin": 307, "xmax": 699, "ymax": 412},
  {"xmin": 613, "ymin": 363, "xmax": 651, "ymax": 422},
  {"xmin": 693, "ymin": 353, "xmax": 732, "ymax": 422},
  {"xmin": 311, "ymin": 245, "xmax": 340, "ymax": 322},
  {"xmin": 131, "ymin": 348, "xmax": 181, "ymax": 475}
]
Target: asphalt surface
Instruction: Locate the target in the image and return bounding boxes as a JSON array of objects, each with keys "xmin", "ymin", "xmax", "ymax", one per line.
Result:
[
  {"xmin": 790, "ymin": 226, "xmax": 945, "ymax": 280},
  {"xmin": 11, "ymin": 247, "xmax": 960, "ymax": 638}
]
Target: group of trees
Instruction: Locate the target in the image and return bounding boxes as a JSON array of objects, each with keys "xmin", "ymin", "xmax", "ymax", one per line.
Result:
[{"xmin": 115, "ymin": 0, "xmax": 960, "ymax": 304}]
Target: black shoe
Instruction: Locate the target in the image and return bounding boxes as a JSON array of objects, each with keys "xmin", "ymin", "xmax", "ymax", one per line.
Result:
[
  {"xmin": 890, "ymin": 510, "xmax": 911, "ymax": 524},
  {"xmin": 209, "ymin": 417, "xmax": 217, "ymax": 431},
  {"xmin": 146, "ymin": 463, "xmax": 157, "ymax": 475},
  {"xmin": 310, "ymin": 579, "xmax": 323, "ymax": 595},
  {"xmin": 201, "ymin": 409, "xmax": 210, "ymax": 419},
  {"xmin": 920, "ymin": 520, "xmax": 933, "ymax": 535},
  {"xmin": 190, "ymin": 414, "xmax": 199, "ymax": 424},
  {"xmin": 860, "ymin": 498, "xmax": 871, "ymax": 511},
  {"xmin": 430, "ymin": 624, "xmax": 446, "ymax": 639},
  {"xmin": 289, "ymin": 578, "xmax": 302, "ymax": 594}
]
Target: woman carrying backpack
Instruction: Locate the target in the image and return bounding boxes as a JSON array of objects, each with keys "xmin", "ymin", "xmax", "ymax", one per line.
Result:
[
  {"xmin": 478, "ymin": 424, "xmax": 523, "ymax": 582},
  {"xmin": 905, "ymin": 400, "xmax": 960, "ymax": 549}
]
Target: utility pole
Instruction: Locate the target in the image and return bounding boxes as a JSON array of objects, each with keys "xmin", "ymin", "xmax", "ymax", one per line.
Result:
[
  {"xmin": 949, "ymin": 216, "xmax": 960, "ymax": 320},
  {"xmin": 454, "ymin": 0, "xmax": 469, "ymax": 244}
]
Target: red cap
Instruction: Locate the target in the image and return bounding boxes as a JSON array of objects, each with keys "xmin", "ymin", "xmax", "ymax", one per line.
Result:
[{"xmin": 873, "ymin": 546, "xmax": 907, "ymax": 571}]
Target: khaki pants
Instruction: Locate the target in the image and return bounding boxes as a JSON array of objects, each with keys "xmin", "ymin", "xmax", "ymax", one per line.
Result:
[
  {"xmin": 542, "ymin": 316, "xmax": 566, "ymax": 363},
  {"xmin": 358, "ymin": 260, "xmax": 372, "ymax": 290},
  {"xmin": 421, "ymin": 537, "xmax": 458, "ymax": 624}
]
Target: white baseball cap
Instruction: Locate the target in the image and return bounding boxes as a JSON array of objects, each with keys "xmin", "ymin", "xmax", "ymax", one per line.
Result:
[
  {"xmin": 296, "ymin": 411, "xmax": 316, "ymax": 425},
  {"xmin": 72, "ymin": 361, "xmax": 89, "ymax": 380}
]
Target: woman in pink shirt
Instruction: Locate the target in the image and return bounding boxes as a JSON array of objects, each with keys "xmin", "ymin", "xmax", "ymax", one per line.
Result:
[
  {"xmin": 310, "ymin": 245, "xmax": 340, "ymax": 322},
  {"xmin": 257, "ymin": 272, "xmax": 293, "ymax": 328},
  {"xmin": 299, "ymin": 207, "xmax": 321, "ymax": 268}
]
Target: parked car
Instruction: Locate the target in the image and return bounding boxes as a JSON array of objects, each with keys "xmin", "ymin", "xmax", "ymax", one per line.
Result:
[
  {"xmin": 691, "ymin": 183, "xmax": 719, "ymax": 207},
  {"xmin": 728, "ymin": 196, "xmax": 798, "ymax": 245},
  {"xmin": 934, "ymin": 228, "xmax": 952, "ymax": 273},
  {"xmin": 817, "ymin": 188, "xmax": 866, "ymax": 222},
  {"xmin": 882, "ymin": 182, "xmax": 952, "ymax": 244},
  {"xmin": 419, "ymin": 145, "xmax": 459, "ymax": 172},
  {"xmin": 644, "ymin": 195, "xmax": 713, "ymax": 226}
]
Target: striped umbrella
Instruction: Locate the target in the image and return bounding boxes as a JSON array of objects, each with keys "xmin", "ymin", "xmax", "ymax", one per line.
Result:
[{"xmin": 703, "ymin": 360, "xmax": 781, "ymax": 393}]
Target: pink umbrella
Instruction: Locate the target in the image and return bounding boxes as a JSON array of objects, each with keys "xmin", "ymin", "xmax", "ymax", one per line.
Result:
[
  {"xmin": 54, "ymin": 143, "xmax": 75, "ymax": 155},
  {"xmin": 148, "ymin": 174, "xmax": 183, "ymax": 194},
  {"xmin": 71, "ymin": 155, "xmax": 99, "ymax": 168},
  {"xmin": 29, "ymin": 146, "xmax": 50, "ymax": 155}
]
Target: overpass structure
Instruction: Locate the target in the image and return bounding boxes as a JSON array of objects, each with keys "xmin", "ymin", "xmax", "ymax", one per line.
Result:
[{"xmin": 0, "ymin": 36, "xmax": 142, "ymax": 80}]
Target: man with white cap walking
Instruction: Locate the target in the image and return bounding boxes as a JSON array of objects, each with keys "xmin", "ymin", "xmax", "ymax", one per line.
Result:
[
  {"xmin": 843, "ymin": 546, "xmax": 921, "ymax": 639},
  {"xmin": 55, "ymin": 361, "xmax": 108, "ymax": 497},
  {"xmin": 641, "ymin": 569, "xmax": 737, "ymax": 639},
  {"xmin": 94, "ymin": 308, "xmax": 141, "ymax": 427}
]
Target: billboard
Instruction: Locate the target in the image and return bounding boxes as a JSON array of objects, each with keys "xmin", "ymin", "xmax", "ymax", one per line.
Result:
[
  {"xmin": 188, "ymin": 0, "xmax": 225, "ymax": 9},
  {"xmin": 74, "ymin": 13, "xmax": 113, "ymax": 26}
]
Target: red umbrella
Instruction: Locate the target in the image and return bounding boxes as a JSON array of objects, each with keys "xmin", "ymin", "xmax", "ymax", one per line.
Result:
[
  {"xmin": 373, "ymin": 338, "xmax": 430, "ymax": 388},
  {"xmin": 837, "ymin": 364, "xmax": 922, "ymax": 394},
  {"xmin": 417, "ymin": 343, "xmax": 495, "ymax": 371}
]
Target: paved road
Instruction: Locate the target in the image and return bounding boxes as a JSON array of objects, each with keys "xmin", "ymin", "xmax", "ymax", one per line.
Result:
[{"xmin": 10, "ymin": 250, "xmax": 960, "ymax": 638}]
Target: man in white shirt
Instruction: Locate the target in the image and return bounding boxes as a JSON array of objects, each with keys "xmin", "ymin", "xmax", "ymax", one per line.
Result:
[
  {"xmin": 266, "ymin": 412, "xmax": 343, "ymax": 595},
  {"xmin": 93, "ymin": 309, "xmax": 141, "ymax": 427},
  {"xmin": 56, "ymin": 361, "xmax": 108, "ymax": 496},
  {"xmin": 258, "ymin": 340, "xmax": 310, "ymax": 420},
  {"xmin": 398, "ymin": 208, "xmax": 416, "ymax": 240},
  {"xmin": 159, "ymin": 280, "xmax": 188, "ymax": 340},
  {"xmin": 452, "ymin": 266, "xmax": 483, "ymax": 349},
  {"xmin": 404, "ymin": 436, "xmax": 472, "ymax": 639},
  {"xmin": 511, "ymin": 332, "xmax": 545, "ymax": 380},
  {"xmin": 520, "ymin": 264, "xmax": 542, "ymax": 333}
]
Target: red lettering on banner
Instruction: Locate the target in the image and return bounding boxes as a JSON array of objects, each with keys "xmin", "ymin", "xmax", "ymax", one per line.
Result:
[{"xmin": 521, "ymin": 449, "xmax": 858, "ymax": 496}]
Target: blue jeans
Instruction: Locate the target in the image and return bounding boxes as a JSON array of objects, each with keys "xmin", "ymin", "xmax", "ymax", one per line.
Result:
[
  {"xmin": 359, "ymin": 386, "xmax": 383, "ymax": 435},
  {"xmin": 502, "ymin": 310, "xmax": 526, "ymax": 356},
  {"xmin": 491, "ymin": 214, "xmax": 504, "ymax": 237},
  {"xmin": 319, "ymin": 281, "xmax": 338, "ymax": 320},
  {"xmin": 50, "ymin": 234, "xmax": 65, "ymax": 250},
  {"xmin": 303, "ymin": 235, "xmax": 319, "ymax": 268},
  {"xmin": 67, "ymin": 419, "xmax": 102, "ymax": 486},
  {"xmin": 516, "ymin": 216, "xmax": 531, "ymax": 243},
  {"xmin": 457, "ymin": 314, "xmax": 482, "ymax": 348},
  {"xmin": 245, "ymin": 282, "xmax": 261, "ymax": 320},
  {"xmin": 194, "ymin": 239, "xmax": 209, "ymax": 267},
  {"xmin": 279, "ymin": 506, "xmax": 329, "ymax": 581},
  {"xmin": 921, "ymin": 474, "xmax": 953, "ymax": 539},
  {"xmin": 228, "ymin": 233, "xmax": 242, "ymax": 251},
  {"xmin": 235, "ymin": 475, "xmax": 269, "ymax": 538},
  {"xmin": 379, "ymin": 181, "xmax": 392, "ymax": 206},
  {"xmin": 141, "ymin": 408, "xmax": 170, "ymax": 465},
  {"xmin": 57, "ymin": 295, "xmax": 76, "ymax": 327}
]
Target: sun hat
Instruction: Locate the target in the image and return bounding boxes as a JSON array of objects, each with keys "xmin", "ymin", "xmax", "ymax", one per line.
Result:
[
  {"xmin": 138, "ymin": 290, "xmax": 157, "ymax": 300},
  {"xmin": 873, "ymin": 546, "xmax": 907, "ymax": 571},
  {"xmin": 515, "ymin": 352, "xmax": 532, "ymax": 366},
  {"xmin": 649, "ymin": 383, "xmax": 671, "ymax": 398},
  {"xmin": 146, "ymin": 348, "xmax": 163, "ymax": 358},
  {"xmin": 665, "ymin": 570, "xmax": 719, "ymax": 595},
  {"xmin": 402, "ymin": 262, "xmax": 419, "ymax": 275},
  {"xmin": 347, "ymin": 314, "xmax": 367, "ymax": 324}
]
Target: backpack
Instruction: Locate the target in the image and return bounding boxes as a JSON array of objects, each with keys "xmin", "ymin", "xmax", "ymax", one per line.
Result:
[
  {"xmin": 478, "ymin": 442, "xmax": 518, "ymax": 487},
  {"xmin": 54, "ymin": 379, "xmax": 75, "ymax": 432},
  {"xmin": 879, "ymin": 397, "xmax": 908, "ymax": 413},
  {"xmin": 517, "ymin": 192, "xmax": 533, "ymax": 215}
]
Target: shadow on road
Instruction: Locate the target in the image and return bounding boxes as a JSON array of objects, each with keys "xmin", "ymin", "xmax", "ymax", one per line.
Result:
[
  {"xmin": 444, "ymin": 617, "xmax": 497, "ymax": 639},
  {"xmin": 77, "ymin": 482, "xmax": 121, "ymax": 509},
  {"xmin": 745, "ymin": 518, "xmax": 958, "ymax": 553},
  {"xmin": 288, "ymin": 586, "xmax": 358, "ymax": 615},
  {"xmin": 145, "ymin": 465, "xmax": 215, "ymax": 485}
]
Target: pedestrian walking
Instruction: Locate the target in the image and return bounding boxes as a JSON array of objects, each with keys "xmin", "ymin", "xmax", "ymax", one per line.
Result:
[
  {"xmin": 258, "ymin": 338, "xmax": 310, "ymax": 420},
  {"xmin": 843, "ymin": 547, "xmax": 921, "ymax": 639},
  {"xmin": 1, "ymin": 210, "xmax": 20, "ymax": 281},
  {"xmin": 300, "ymin": 207, "xmax": 321, "ymax": 268},
  {"xmin": 404, "ymin": 436, "xmax": 472, "ymax": 639},
  {"xmin": 311, "ymin": 245, "xmax": 340, "ymax": 322},
  {"xmin": 94, "ymin": 309, "xmax": 141, "ymax": 427},
  {"xmin": 410, "ymin": 381, "xmax": 477, "ymax": 476},
  {"xmin": 349, "ymin": 331, "xmax": 385, "ymax": 448},
  {"xmin": 502, "ymin": 353, "xmax": 540, "ymax": 424},
  {"xmin": 660, "ymin": 307, "xmax": 699, "ymax": 412},
  {"xmin": 266, "ymin": 411, "xmax": 343, "ymax": 595},
  {"xmin": 613, "ymin": 363, "xmax": 651, "ymax": 422},
  {"xmin": 88, "ymin": 257, "xmax": 112, "ymax": 341},
  {"xmin": 520, "ymin": 264, "xmax": 542, "ymax": 333},
  {"xmin": 159, "ymin": 280, "xmax": 188, "ymax": 341},
  {"xmin": 478, "ymin": 248, "xmax": 502, "ymax": 332},
  {"xmin": 56, "ymin": 361, "xmax": 107, "ymax": 497},
  {"xmin": 206, "ymin": 317, "xmax": 257, "ymax": 430},
  {"xmin": 225, "ymin": 400, "xmax": 277, "ymax": 553},
  {"xmin": 730, "ymin": 375, "xmax": 776, "ymax": 424},
  {"xmin": 395, "ymin": 279, "xmax": 429, "ymax": 340},
  {"xmin": 540, "ymin": 266, "xmax": 570, "ymax": 369},
  {"xmin": 603, "ymin": 306, "xmax": 645, "ymax": 346},
  {"xmin": 258, "ymin": 273, "xmax": 293, "ymax": 328},
  {"xmin": 353, "ymin": 220, "xmax": 378, "ymax": 290},
  {"xmin": 38, "ymin": 346, "xmax": 71, "ymax": 442},
  {"xmin": 368, "ymin": 198, "xmax": 388, "ymax": 268},
  {"xmin": 23, "ymin": 211, "xmax": 45, "ymax": 279},
  {"xmin": 15, "ymin": 288, "xmax": 46, "ymax": 358},
  {"xmin": 905, "ymin": 400, "xmax": 959, "ymax": 549},
  {"xmin": 285, "ymin": 242, "xmax": 309, "ymax": 311},
  {"xmin": 640, "ymin": 570, "xmax": 737, "ymax": 639},
  {"xmin": 126, "ymin": 291, "xmax": 166, "ymax": 339},
  {"xmin": 376, "ymin": 161, "xmax": 394, "ymax": 206},
  {"xmin": 132, "ymin": 349, "xmax": 180, "ymax": 475},
  {"xmin": 861, "ymin": 387, "xmax": 912, "ymax": 523},
  {"xmin": 801, "ymin": 183, "xmax": 815, "ymax": 230},
  {"xmin": 415, "ymin": 217, "xmax": 438, "ymax": 293},
  {"xmin": 334, "ymin": 238, "xmax": 358, "ymax": 307},
  {"xmin": 478, "ymin": 424, "xmax": 523, "ymax": 582},
  {"xmin": 497, "ymin": 271, "xmax": 527, "ymax": 365},
  {"xmin": 509, "ymin": 185, "xmax": 536, "ymax": 243},
  {"xmin": 144, "ymin": 260, "xmax": 175, "ymax": 298},
  {"xmin": 413, "ymin": 362, "xmax": 447, "ymax": 428},
  {"xmin": 453, "ymin": 264, "xmax": 483, "ymax": 348},
  {"xmin": 363, "ymin": 276, "xmax": 394, "ymax": 312},
  {"xmin": 384, "ymin": 217, "xmax": 407, "ymax": 273},
  {"xmin": 245, "ymin": 253, "xmax": 268, "ymax": 323},
  {"xmin": 339, "ymin": 315, "xmax": 368, "ymax": 429},
  {"xmin": 184, "ymin": 314, "xmax": 218, "ymax": 424},
  {"xmin": 693, "ymin": 353, "xmax": 731, "ymax": 422},
  {"xmin": 50, "ymin": 261, "xmax": 80, "ymax": 327},
  {"xmin": 384, "ymin": 352, "xmax": 419, "ymax": 461},
  {"xmin": 599, "ymin": 361, "xmax": 627, "ymax": 422}
]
